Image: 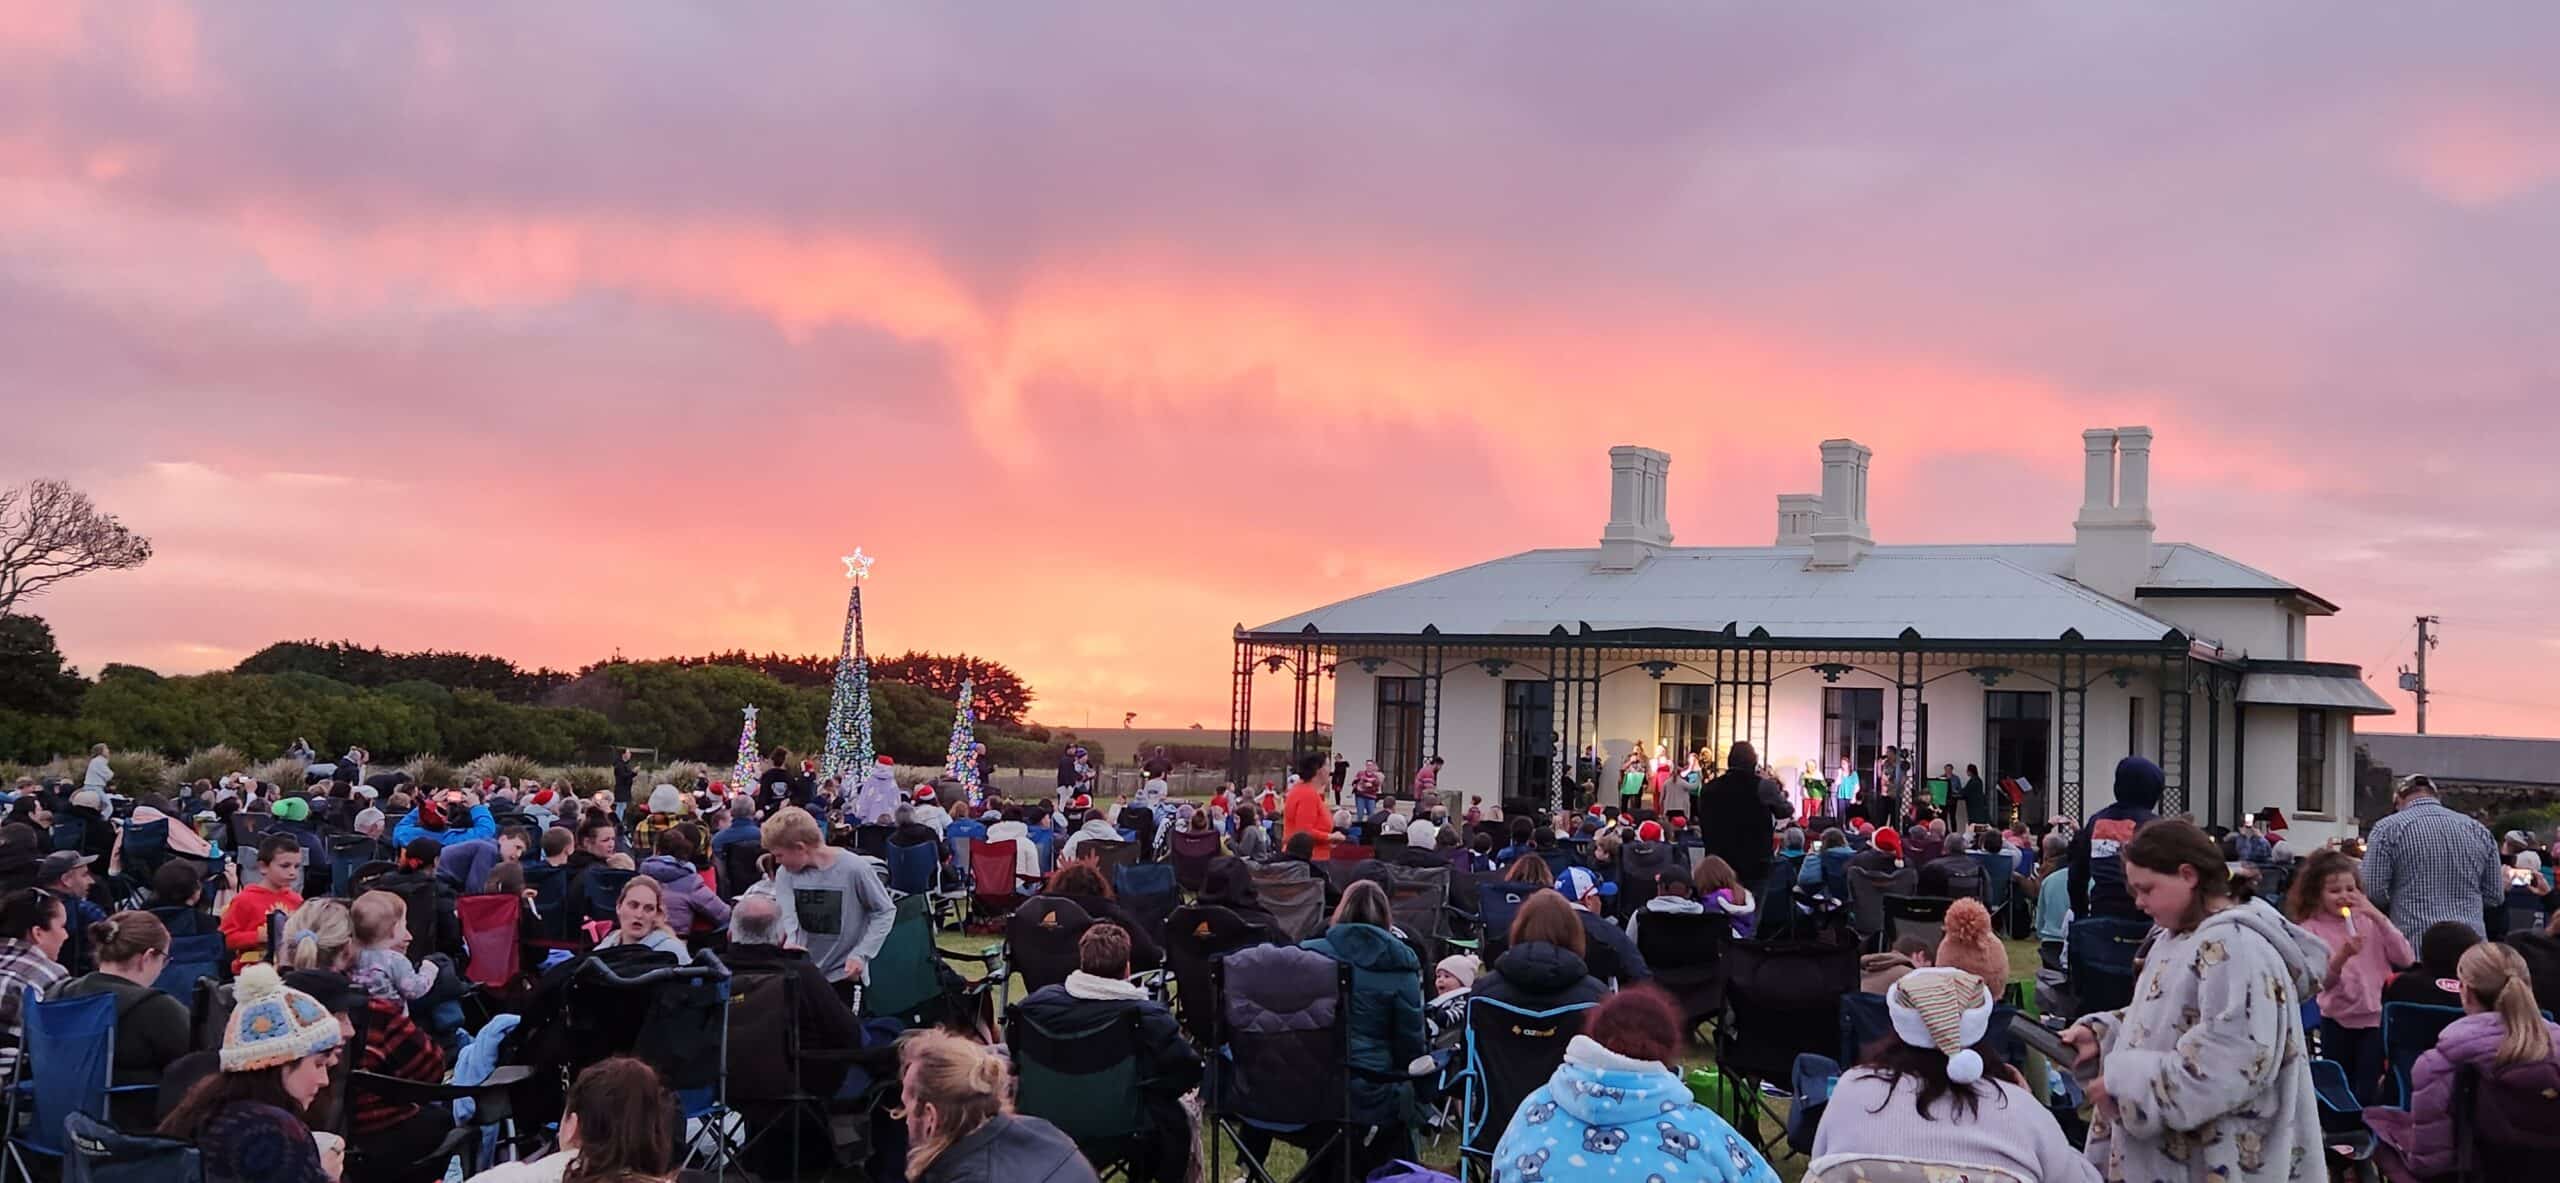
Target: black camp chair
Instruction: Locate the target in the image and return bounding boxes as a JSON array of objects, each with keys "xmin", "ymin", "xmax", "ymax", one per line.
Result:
[
  {"xmin": 2382, "ymin": 1001, "xmax": 2463, "ymax": 1107},
  {"xmin": 1881, "ymin": 894, "xmax": 1955, "ymax": 952},
  {"xmin": 557, "ymin": 949, "xmax": 737, "ymax": 1174},
  {"xmin": 1114, "ymin": 863, "xmax": 1180, "ymax": 945},
  {"xmin": 1206, "ymin": 944, "xmax": 1359, "ymax": 1183},
  {"xmin": 1246, "ymin": 860, "xmax": 1326, "ymax": 942},
  {"xmin": 1613, "ymin": 840, "xmax": 1678, "ymax": 919},
  {"xmin": 725, "ymin": 961, "xmax": 877, "ymax": 1178},
  {"xmin": 1164, "ymin": 904, "xmax": 1275, "ymax": 1048},
  {"xmin": 61, "ymin": 1111, "xmax": 200, "ymax": 1183},
  {"xmin": 1458, "ymin": 996, "xmax": 1595, "ymax": 1166},
  {"xmin": 1633, "ymin": 909, "xmax": 1732, "ymax": 1036},
  {"xmin": 1713, "ymin": 938, "xmax": 1859, "ymax": 1154},
  {"xmin": 1845, "ymin": 867, "xmax": 1914, "ymax": 951},
  {"xmin": 1008, "ymin": 897, "xmax": 1098, "ymax": 1002}
]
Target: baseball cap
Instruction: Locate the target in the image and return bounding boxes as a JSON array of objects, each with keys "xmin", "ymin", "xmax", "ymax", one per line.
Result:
[
  {"xmin": 1554, "ymin": 866, "xmax": 1601, "ymax": 901},
  {"xmin": 36, "ymin": 850, "xmax": 97, "ymax": 885},
  {"xmin": 269, "ymin": 796, "xmax": 310, "ymax": 823}
]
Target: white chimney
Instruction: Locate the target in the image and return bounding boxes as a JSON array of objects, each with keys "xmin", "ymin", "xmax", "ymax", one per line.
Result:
[
  {"xmin": 1597, "ymin": 445, "xmax": 1673, "ymax": 571},
  {"xmin": 2072, "ymin": 425, "xmax": 2157, "ymax": 600},
  {"xmin": 1775, "ymin": 493, "xmax": 1822, "ymax": 547},
  {"xmin": 1807, "ymin": 438, "xmax": 1874, "ymax": 570}
]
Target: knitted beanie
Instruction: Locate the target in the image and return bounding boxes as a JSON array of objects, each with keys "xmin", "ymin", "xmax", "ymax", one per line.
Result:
[
  {"xmin": 221, "ymin": 964, "xmax": 343, "ymax": 1073},
  {"xmin": 1934, "ymin": 897, "xmax": 2010, "ymax": 993},
  {"xmin": 1886, "ymin": 967, "xmax": 1995, "ymax": 1085}
]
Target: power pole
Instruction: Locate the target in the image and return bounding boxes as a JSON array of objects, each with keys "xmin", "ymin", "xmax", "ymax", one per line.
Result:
[{"xmin": 2397, "ymin": 615, "xmax": 2439, "ymax": 733}]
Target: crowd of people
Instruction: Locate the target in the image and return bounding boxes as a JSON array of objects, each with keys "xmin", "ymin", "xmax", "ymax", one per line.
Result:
[{"xmin": 1, "ymin": 737, "xmax": 2555, "ymax": 1182}]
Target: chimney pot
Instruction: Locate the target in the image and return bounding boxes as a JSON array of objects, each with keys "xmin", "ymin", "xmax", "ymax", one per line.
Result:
[
  {"xmin": 1598, "ymin": 445, "xmax": 1673, "ymax": 571},
  {"xmin": 1808, "ymin": 438, "xmax": 1874, "ymax": 570}
]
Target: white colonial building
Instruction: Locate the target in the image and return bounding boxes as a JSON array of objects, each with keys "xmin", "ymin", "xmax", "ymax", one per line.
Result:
[{"xmin": 1228, "ymin": 428, "xmax": 2391, "ymax": 845}]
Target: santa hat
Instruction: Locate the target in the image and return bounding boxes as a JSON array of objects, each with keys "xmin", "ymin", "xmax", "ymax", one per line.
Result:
[
  {"xmin": 1887, "ymin": 968, "xmax": 1996, "ymax": 1085},
  {"xmin": 914, "ymin": 785, "xmax": 939, "ymax": 803},
  {"xmin": 1872, "ymin": 827, "xmax": 1903, "ymax": 857},
  {"xmin": 529, "ymin": 789, "xmax": 556, "ymax": 807},
  {"xmin": 1635, "ymin": 820, "xmax": 1664, "ymax": 843},
  {"xmin": 1071, "ymin": 793, "xmax": 1093, "ymax": 811},
  {"xmin": 877, "ymin": 755, "xmax": 896, "ymax": 768}
]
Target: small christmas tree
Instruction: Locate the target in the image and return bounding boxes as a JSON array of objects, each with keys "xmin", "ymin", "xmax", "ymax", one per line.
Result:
[
  {"xmin": 943, "ymin": 677, "xmax": 977, "ymax": 803},
  {"xmin": 821, "ymin": 550, "xmax": 877, "ymax": 783},
  {"xmin": 730, "ymin": 705, "xmax": 760, "ymax": 797}
]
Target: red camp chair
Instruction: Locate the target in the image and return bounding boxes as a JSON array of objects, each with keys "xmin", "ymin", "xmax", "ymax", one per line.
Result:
[
  {"xmin": 456, "ymin": 893, "xmax": 524, "ymax": 989},
  {"xmin": 1169, "ymin": 829, "xmax": 1223, "ymax": 893},
  {"xmin": 1329, "ymin": 844, "xmax": 1375, "ymax": 865},
  {"xmin": 970, "ymin": 839, "xmax": 1039, "ymax": 922}
]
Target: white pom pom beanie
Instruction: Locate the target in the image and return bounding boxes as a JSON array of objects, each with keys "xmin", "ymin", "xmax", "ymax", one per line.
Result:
[{"xmin": 1886, "ymin": 967, "xmax": 1996, "ymax": 1085}]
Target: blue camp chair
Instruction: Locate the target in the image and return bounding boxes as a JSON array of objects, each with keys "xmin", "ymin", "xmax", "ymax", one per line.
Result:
[
  {"xmin": 153, "ymin": 931, "xmax": 225, "ymax": 999},
  {"xmin": 884, "ymin": 840, "xmax": 956, "ymax": 928},
  {"xmin": 1113, "ymin": 863, "xmax": 1179, "ymax": 945},
  {"xmin": 1458, "ymin": 996, "xmax": 1595, "ymax": 1164},
  {"xmin": 581, "ymin": 867, "xmax": 639, "ymax": 926},
  {"xmin": 5, "ymin": 991, "xmax": 155, "ymax": 1179},
  {"xmin": 2063, "ymin": 915, "xmax": 2151, "ymax": 1018},
  {"xmin": 114, "ymin": 820, "xmax": 170, "ymax": 883},
  {"xmin": 2382, "ymin": 1001, "xmax": 2463, "ymax": 1107},
  {"xmin": 61, "ymin": 1109, "xmax": 201, "ymax": 1182},
  {"xmin": 1025, "ymin": 827, "xmax": 1057, "ymax": 873},
  {"xmin": 327, "ymin": 834, "xmax": 382, "ymax": 900},
  {"xmin": 1476, "ymin": 881, "xmax": 1538, "ymax": 959}
]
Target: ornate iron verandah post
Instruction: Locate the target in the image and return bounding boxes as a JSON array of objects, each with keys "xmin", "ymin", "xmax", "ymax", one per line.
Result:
[
  {"xmin": 2159, "ymin": 648, "xmax": 2193, "ymax": 817},
  {"xmin": 1548, "ymin": 646, "xmax": 1574, "ymax": 818},
  {"xmin": 1894, "ymin": 642, "xmax": 1922, "ymax": 830},
  {"xmin": 1746, "ymin": 645, "xmax": 1773, "ymax": 759},
  {"xmin": 1419, "ymin": 636, "xmax": 1445, "ymax": 768},
  {"xmin": 1227, "ymin": 631, "xmax": 1254, "ymax": 790},
  {"xmin": 2058, "ymin": 636, "xmax": 2088, "ymax": 820},
  {"xmin": 1286, "ymin": 641, "xmax": 1316, "ymax": 779}
]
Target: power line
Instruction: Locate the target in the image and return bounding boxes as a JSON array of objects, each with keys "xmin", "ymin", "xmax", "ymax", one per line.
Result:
[{"xmin": 2428, "ymin": 689, "xmax": 2560, "ymax": 714}]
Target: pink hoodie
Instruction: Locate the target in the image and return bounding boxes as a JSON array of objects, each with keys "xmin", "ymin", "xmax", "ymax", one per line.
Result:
[{"xmin": 2298, "ymin": 907, "xmax": 2412, "ymax": 1028}]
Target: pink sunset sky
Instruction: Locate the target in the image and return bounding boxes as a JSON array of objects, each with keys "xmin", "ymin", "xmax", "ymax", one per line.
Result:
[{"xmin": 4, "ymin": 5, "xmax": 2557, "ymax": 736}]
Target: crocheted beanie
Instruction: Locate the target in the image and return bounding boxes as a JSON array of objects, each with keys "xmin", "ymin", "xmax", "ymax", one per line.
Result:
[{"xmin": 221, "ymin": 963, "xmax": 343, "ymax": 1073}]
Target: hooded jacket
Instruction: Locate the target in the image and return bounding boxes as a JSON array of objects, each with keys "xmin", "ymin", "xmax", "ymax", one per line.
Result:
[
  {"xmin": 392, "ymin": 803, "xmax": 496, "ymax": 849},
  {"xmin": 1471, "ymin": 941, "xmax": 1605, "ymax": 1014},
  {"xmin": 1197, "ymin": 858, "xmax": 1282, "ymax": 937},
  {"xmin": 640, "ymin": 854, "xmax": 730, "ymax": 934},
  {"xmin": 2075, "ymin": 897, "xmax": 2328, "ymax": 1183},
  {"xmin": 2068, "ymin": 757, "xmax": 2161, "ymax": 919},
  {"xmin": 1300, "ymin": 921, "xmax": 1426, "ymax": 1124},
  {"xmin": 2364, "ymin": 1011, "xmax": 2560, "ymax": 1176},
  {"xmin": 1488, "ymin": 1035, "xmax": 1779, "ymax": 1183}
]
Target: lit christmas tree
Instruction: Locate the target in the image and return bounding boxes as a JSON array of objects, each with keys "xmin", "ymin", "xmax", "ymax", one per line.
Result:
[
  {"xmin": 821, "ymin": 549, "xmax": 877, "ymax": 783},
  {"xmin": 730, "ymin": 705, "xmax": 760, "ymax": 798},
  {"xmin": 944, "ymin": 677, "xmax": 978, "ymax": 805}
]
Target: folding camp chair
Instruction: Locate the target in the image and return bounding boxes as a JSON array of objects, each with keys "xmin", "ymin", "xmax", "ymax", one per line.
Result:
[
  {"xmin": 858, "ymin": 893, "xmax": 999, "ymax": 1031},
  {"xmin": 1008, "ymin": 897, "xmax": 1097, "ymax": 1002},
  {"xmin": 1207, "ymin": 945, "xmax": 1360, "ymax": 1183},
  {"xmin": 1474, "ymin": 881, "xmax": 1540, "ymax": 963},
  {"xmin": 1377, "ymin": 863, "xmax": 1455, "ymax": 964},
  {"xmin": 578, "ymin": 867, "xmax": 639, "ymax": 928},
  {"xmin": 60, "ymin": 1110, "xmax": 201, "ymax": 1183},
  {"xmin": 725, "ymin": 963, "xmax": 879, "ymax": 1178},
  {"xmin": 717, "ymin": 840, "xmax": 764, "ymax": 903},
  {"xmin": 1246, "ymin": 861, "xmax": 1327, "ymax": 942},
  {"xmin": 1613, "ymin": 840, "xmax": 1677, "ymax": 919},
  {"xmin": 1329, "ymin": 844, "xmax": 1374, "ymax": 866},
  {"xmin": 1164, "ymin": 904, "xmax": 1275, "ymax": 1047},
  {"xmin": 1457, "ymin": 996, "xmax": 1594, "ymax": 1169},
  {"xmin": 328, "ymin": 834, "xmax": 386, "ymax": 901},
  {"xmin": 1633, "ymin": 910, "xmax": 1731, "ymax": 1036},
  {"xmin": 1169, "ymin": 829, "xmax": 1223, "ymax": 893},
  {"xmin": 5, "ymin": 991, "xmax": 156, "ymax": 1181},
  {"xmin": 1007, "ymin": 1005, "xmax": 1153, "ymax": 1180},
  {"xmin": 2382, "ymin": 1001, "xmax": 2462, "ymax": 1107},
  {"xmin": 884, "ymin": 839, "xmax": 954, "ymax": 928},
  {"xmin": 1083, "ymin": 839, "xmax": 1139, "ymax": 880},
  {"xmin": 2306, "ymin": 1057, "xmax": 2379, "ymax": 1178},
  {"xmin": 851, "ymin": 824, "xmax": 894, "ymax": 859},
  {"xmin": 1880, "ymin": 894, "xmax": 1954, "ymax": 952},
  {"xmin": 1752, "ymin": 854, "xmax": 1808, "ymax": 940},
  {"xmin": 2061, "ymin": 915, "xmax": 2152, "ymax": 1019},
  {"xmin": 551, "ymin": 949, "xmax": 737, "ymax": 1172},
  {"xmin": 457, "ymin": 893, "xmax": 526, "ymax": 990},
  {"xmin": 1712, "ymin": 938, "xmax": 1859, "ymax": 1155},
  {"xmin": 968, "ymin": 838, "xmax": 1038, "ymax": 925},
  {"xmin": 1804, "ymin": 1157, "xmax": 2026, "ymax": 1183},
  {"xmin": 1967, "ymin": 850, "xmax": 2016, "ymax": 923},
  {"xmin": 341, "ymin": 999, "xmax": 531, "ymax": 1183},
  {"xmin": 153, "ymin": 930, "xmax": 225, "ymax": 1000},
  {"xmin": 1113, "ymin": 863, "xmax": 1179, "ymax": 944},
  {"xmin": 114, "ymin": 819, "xmax": 171, "ymax": 885},
  {"xmin": 2450, "ymin": 1061, "xmax": 2558, "ymax": 1179},
  {"xmin": 1845, "ymin": 867, "xmax": 1913, "ymax": 951}
]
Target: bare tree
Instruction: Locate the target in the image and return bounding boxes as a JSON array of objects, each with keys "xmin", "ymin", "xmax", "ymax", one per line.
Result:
[{"xmin": 0, "ymin": 479, "xmax": 153, "ymax": 616}]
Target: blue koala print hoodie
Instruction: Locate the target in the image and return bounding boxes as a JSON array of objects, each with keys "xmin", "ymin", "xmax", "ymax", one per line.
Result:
[{"xmin": 1491, "ymin": 1035, "xmax": 1778, "ymax": 1183}]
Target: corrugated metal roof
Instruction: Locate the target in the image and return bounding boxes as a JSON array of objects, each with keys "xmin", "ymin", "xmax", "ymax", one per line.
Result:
[
  {"xmin": 2358, "ymin": 733, "xmax": 2560, "ymax": 787},
  {"xmin": 2237, "ymin": 671, "xmax": 2396, "ymax": 716},
  {"xmin": 1255, "ymin": 546, "xmax": 2193, "ymax": 642}
]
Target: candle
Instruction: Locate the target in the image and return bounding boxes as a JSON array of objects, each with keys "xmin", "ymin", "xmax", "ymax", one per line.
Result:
[{"xmin": 2341, "ymin": 905, "xmax": 2356, "ymax": 937}]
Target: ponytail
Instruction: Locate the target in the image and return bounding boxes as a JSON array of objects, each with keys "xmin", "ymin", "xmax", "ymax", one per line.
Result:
[
  {"xmin": 899, "ymin": 1029, "xmax": 1013, "ymax": 1178},
  {"xmin": 2458, "ymin": 943, "xmax": 2553, "ymax": 1067}
]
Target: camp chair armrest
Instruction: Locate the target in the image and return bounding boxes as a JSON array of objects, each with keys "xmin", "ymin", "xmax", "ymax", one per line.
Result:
[
  {"xmin": 354, "ymin": 1064, "xmax": 534, "ymax": 1105},
  {"xmin": 1131, "ymin": 969, "xmax": 1170, "ymax": 992},
  {"xmin": 942, "ymin": 949, "xmax": 1002, "ymax": 966}
]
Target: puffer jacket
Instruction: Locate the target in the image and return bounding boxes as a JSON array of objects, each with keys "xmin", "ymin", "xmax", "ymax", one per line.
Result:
[
  {"xmin": 2075, "ymin": 897, "xmax": 2328, "ymax": 1183},
  {"xmin": 640, "ymin": 854, "xmax": 730, "ymax": 934},
  {"xmin": 915, "ymin": 1113, "xmax": 1099, "ymax": 1183},
  {"xmin": 1302, "ymin": 921, "xmax": 1426, "ymax": 1125},
  {"xmin": 1471, "ymin": 941, "xmax": 1605, "ymax": 1014},
  {"xmin": 1489, "ymin": 1035, "xmax": 1779, "ymax": 1183},
  {"xmin": 2365, "ymin": 1012, "xmax": 2560, "ymax": 1177}
]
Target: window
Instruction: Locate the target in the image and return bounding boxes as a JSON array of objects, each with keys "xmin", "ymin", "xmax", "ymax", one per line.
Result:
[
  {"xmin": 2128, "ymin": 697, "xmax": 2146, "ymax": 761},
  {"xmin": 2297, "ymin": 710, "xmax": 2329, "ymax": 814},
  {"xmin": 1376, "ymin": 677, "xmax": 1423, "ymax": 794},
  {"xmin": 1822, "ymin": 688, "xmax": 1884, "ymax": 778},
  {"xmin": 1658, "ymin": 684, "xmax": 1714, "ymax": 763},
  {"xmin": 1502, "ymin": 681, "xmax": 1556, "ymax": 803}
]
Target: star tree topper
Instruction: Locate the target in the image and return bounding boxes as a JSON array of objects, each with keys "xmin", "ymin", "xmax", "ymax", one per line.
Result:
[{"xmin": 843, "ymin": 549, "xmax": 876, "ymax": 581}]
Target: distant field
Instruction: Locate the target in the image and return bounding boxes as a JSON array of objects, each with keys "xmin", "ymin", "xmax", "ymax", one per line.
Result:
[{"xmin": 1034, "ymin": 726, "xmax": 1297, "ymax": 753}]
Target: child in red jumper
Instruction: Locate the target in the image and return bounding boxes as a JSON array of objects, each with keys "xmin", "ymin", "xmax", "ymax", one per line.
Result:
[{"xmin": 220, "ymin": 833, "xmax": 305, "ymax": 971}]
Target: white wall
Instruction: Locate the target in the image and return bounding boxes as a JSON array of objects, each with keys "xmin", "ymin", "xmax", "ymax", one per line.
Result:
[{"xmin": 2140, "ymin": 597, "xmax": 2295, "ymax": 659}]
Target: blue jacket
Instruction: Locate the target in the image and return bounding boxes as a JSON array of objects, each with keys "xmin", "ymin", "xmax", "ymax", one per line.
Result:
[
  {"xmin": 434, "ymin": 838, "xmax": 504, "ymax": 893},
  {"xmin": 393, "ymin": 804, "xmax": 495, "ymax": 848},
  {"xmin": 1491, "ymin": 1036, "xmax": 1778, "ymax": 1183},
  {"xmin": 711, "ymin": 817, "xmax": 761, "ymax": 857}
]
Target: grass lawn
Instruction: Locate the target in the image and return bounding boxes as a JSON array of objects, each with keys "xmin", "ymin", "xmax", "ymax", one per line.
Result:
[{"xmin": 930, "ymin": 928, "xmax": 2054, "ymax": 1183}]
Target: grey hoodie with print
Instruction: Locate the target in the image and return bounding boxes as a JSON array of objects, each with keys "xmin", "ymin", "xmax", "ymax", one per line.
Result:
[{"xmin": 2076, "ymin": 897, "xmax": 2329, "ymax": 1183}]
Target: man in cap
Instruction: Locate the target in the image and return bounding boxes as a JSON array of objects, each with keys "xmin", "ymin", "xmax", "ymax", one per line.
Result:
[
  {"xmin": 1552, "ymin": 866, "xmax": 1649, "ymax": 987},
  {"xmin": 37, "ymin": 850, "xmax": 105, "ymax": 975}
]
